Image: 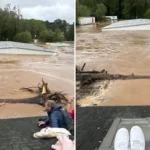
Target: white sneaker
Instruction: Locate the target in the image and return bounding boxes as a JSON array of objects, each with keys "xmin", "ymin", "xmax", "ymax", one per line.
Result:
[
  {"xmin": 130, "ymin": 126, "xmax": 145, "ymax": 150},
  {"xmin": 114, "ymin": 128, "xmax": 129, "ymax": 150}
]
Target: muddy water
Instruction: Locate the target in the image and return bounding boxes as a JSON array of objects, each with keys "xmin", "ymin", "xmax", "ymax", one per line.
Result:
[
  {"xmin": 0, "ymin": 104, "xmax": 46, "ymax": 119},
  {"xmin": 77, "ymin": 24, "xmax": 150, "ymax": 106},
  {"xmin": 0, "ymin": 46, "xmax": 74, "ymax": 118}
]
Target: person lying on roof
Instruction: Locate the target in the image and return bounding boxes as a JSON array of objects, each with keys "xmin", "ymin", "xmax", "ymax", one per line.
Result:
[{"xmin": 38, "ymin": 100, "xmax": 72, "ymax": 130}]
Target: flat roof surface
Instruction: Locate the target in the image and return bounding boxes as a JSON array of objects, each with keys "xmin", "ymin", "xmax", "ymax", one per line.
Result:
[
  {"xmin": 0, "ymin": 116, "xmax": 74, "ymax": 150},
  {"xmin": 0, "ymin": 116, "xmax": 55, "ymax": 150},
  {"xmin": 102, "ymin": 19, "xmax": 150, "ymax": 29},
  {"xmin": 100, "ymin": 118, "xmax": 150, "ymax": 150},
  {"xmin": 0, "ymin": 41, "xmax": 54, "ymax": 53},
  {"xmin": 76, "ymin": 106, "xmax": 150, "ymax": 150}
]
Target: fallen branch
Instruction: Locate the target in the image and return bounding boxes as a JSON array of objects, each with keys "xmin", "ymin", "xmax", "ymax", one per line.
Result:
[
  {"xmin": 0, "ymin": 101, "xmax": 6, "ymax": 107},
  {"xmin": 77, "ymin": 72, "xmax": 150, "ymax": 81},
  {"xmin": 0, "ymin": 79, "xmax": 69, "ymax": 106},
  {"xmin": 76, "ymin": 64, "xmax": 150, "ymax": 85}
]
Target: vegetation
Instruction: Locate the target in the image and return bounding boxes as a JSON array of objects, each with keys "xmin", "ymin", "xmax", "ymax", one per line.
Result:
[
  {"xmin": 144, "ymin": 9, "xmax": 150, "ymax": 18},
  {"xmin": 95, "ymin": 4, "xmax": 107, "ymax": 21},
  {"xmin": 0, "ymin": 4, "xmax": 74, "ymax": 43},
  {"xmin": 76, "ymin": 0, "xmax": 150, "ymax": 22},
  {"xmin": 14, "ymin": 31, "xmax": 32, "ymax": 43}
]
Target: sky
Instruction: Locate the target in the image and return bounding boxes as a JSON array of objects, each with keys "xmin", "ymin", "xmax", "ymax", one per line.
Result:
[{"xmin": 0, "ymin": 0, "xmax": 75, "ymax": 23}]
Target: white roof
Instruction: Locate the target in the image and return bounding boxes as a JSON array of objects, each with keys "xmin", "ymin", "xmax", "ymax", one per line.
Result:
[
  {"xmin": 105, "ymin": 16, "xmax": 118, "ymax": 19},
  {"xmin": 102, "ymin": 19, "xmax": 150, "ymax": 29},
  {"xmin": 0, "ymin": 41, "xmax": 54, "ymax": 53}
]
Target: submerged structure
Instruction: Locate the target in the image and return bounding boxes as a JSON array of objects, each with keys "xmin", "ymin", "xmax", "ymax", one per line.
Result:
[
  {"xmin": 78, "ymin": 17, "xmax": 95, "ymax": 25},
  {"xmin": 102, "ymin": 19, "xmax": 150, "ymax": 31},
  {"xmin": 46, "ymin": 42, "xmax": 71, "ymax": 47},
  {"xmin": 0, "ymin": 41, "xmax": 55, "ymax": 55}
]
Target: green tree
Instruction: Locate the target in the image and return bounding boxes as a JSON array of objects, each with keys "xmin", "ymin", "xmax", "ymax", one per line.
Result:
[
  {"xmin": 39, "ymin": 30, "xmax": 49, "ymax": 42},
  {"xmin": 0, "ymin": 4, "xmax": 72, "ymax": 43},
  {"xmin": 54, "ymin": 28, "xmax": 64, "ymax": 42},
  {"xmin": 95, "ymin": 3, "xmax": 107, "ymax": 21},
  {"xmin": 76, "ymin": 0, "xmax": 91, "ymax": 22},
  {"xmin": 39, "ymin": 30, "xmax": 55, "ymax": 42},
  {"xmin": 122, "ymin": 0, "xmax": 132, "ymax": 19},
  {"xmin": 144, "ymin": 9, "xmax": 150, "ymax": 18},
  {"xmin": 66, "ymin": 24, "xmax": 74, "ymax": 41},
  {"xmin": 14, "ymin": 31, "xmax": 32, "ymax": 43}
]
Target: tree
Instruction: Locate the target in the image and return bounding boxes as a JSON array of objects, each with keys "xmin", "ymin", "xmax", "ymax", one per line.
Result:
[
  {"xmin": 122, "ymin": 0, "xmax": 132, "ymax": 19},
  {"xmin": 14, "ymin": 31, "xmax": 32, "ymax": 43},
  {"xmin": 95, "ymin": 3, "xmax": 107, "ymax": 21},
  {"xmin": 76, "ymin": 0, "xmax": 91, "ymax": 22},
  {"xmin": 66, "ymin": 24, "xmax": 74, "ymax": 41},
  {"xmin": 0, "ymin": 4, "xmax": 72, "ymax": 43},
  {"xmin": 54, "ymin": 28, "xmax": 64, "ymax": 42},
  {"xmin": 144, "ymin": 9, "xmax": 150, "ymax": 18},
  {"xmin": 76, "ymin": 0, "xmax": 150, "ymax": 20},
  {"xmin": 39, "ymin": 30, "xmax": 55, "ymax": 42}
]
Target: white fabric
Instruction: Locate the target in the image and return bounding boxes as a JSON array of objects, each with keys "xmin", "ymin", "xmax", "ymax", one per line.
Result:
[
  {"xmin": 114, "ymin": 128, "xmax": 129, "ymax": 150},
  {"xmin": 130, "ymin": 126, "xmax": 145, "ymax": 150},
  {"xmin": 33, "ymin": 127, "xmax": 71, "ymax": 138}
]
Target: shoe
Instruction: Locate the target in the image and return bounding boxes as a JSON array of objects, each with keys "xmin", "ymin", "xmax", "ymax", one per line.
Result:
[
  {"xmin": 130, "ymin": 126, "xmax": 145, "ymax": 150},
  {"xmin": 114, "ymin": 128, "xmax": 129, "ymax": 150}
]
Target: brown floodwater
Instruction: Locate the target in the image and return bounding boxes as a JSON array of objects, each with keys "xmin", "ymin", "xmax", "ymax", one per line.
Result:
[
  {"xmin": 76, "ymin": 24, "xmax": 150, "ymax": 106},
  {"xmin": 0, "ymin": 46, "xmax": 74, "ymax": 118}
]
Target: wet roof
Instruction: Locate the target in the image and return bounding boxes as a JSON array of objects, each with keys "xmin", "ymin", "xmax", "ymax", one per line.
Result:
[
  {"xmin": 0, "ymin": 41, "xmax": 54, "ymax": 53},
  {"xmin": 77, "ymin": 106, "xmax": 150, "ymax": 150},
  {"xmin": 102, "ymin": 19, "xmax": 150, "ymax": 30}
]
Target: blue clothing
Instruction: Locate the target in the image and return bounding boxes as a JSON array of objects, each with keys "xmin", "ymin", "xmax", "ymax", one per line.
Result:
[{"xmin": 44, "ymin": 104, "xmax": 67, "ymax": 129}]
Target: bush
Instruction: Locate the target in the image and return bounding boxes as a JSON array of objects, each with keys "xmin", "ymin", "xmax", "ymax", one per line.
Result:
[
  {"xmin": 14, "ymin": 31, "xmax": 32, "ymax": 43},
  {"xmin": 39, "ymin": 30, "xmax": 55, "ymax": 42}
]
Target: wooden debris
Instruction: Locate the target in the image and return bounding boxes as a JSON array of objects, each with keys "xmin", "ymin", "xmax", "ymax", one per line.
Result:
[
  {"xmin": 0, "ymin": 79, "xmax": 68, "ymax": 106},
  {"xmin": 0, "ymin": 101, "xmax": 6, "ymax": 107},
  {"xmin": 77, "ymin": 63, "xmax": 150, "ymax": 86}
]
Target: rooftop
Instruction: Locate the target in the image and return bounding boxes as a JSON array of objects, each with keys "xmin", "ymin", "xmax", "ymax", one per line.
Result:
[
  {"xmin": 102, "ymin": 19, "xmax": 150, "ymax": 30},
  {"xmin": 77, "ymin": 106, "xmax": 150, "ymax": 150},
  {"xmin": 0, "ymin": 41, "xmax": 55, "ymax": 55},
  {"xmin": 0, "ymin": 116, "xmax": 55, "ymax": 150}
]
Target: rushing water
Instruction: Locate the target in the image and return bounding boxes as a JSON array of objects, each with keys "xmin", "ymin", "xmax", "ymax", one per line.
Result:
[
  {"xmin": 0, "ymin": 46, "xmax": 74, "ymax": 118},
  {"xmin": 77, "ymin": 24, "xmax": 150, "ymax": 106}
]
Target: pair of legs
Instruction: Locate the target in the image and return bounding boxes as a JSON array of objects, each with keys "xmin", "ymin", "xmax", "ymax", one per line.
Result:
[{"xmin": 114, "ymin": 126, "xmax": 145, "ymax": 150}]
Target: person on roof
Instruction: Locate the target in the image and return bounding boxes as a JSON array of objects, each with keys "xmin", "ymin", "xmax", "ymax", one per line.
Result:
[{"xmin": 38, "ymin": 100, "xmax": 67, "ymax": 129}]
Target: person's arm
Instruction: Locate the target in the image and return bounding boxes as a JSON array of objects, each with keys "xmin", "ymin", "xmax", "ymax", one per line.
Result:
[
  {"xmin": 51, "ymin": 113, "xmax": 59, "ymax": 128},
  {"xmin": 67, "ymin": 97, "xmax": 74, "ymax": 114},
  {"xmin": 44, "ymin": 118, "xmax": 49, "ymax": 124},
  {"xmin": 67, "ymin": 102, "xmax": 72, "ymax": 114}
]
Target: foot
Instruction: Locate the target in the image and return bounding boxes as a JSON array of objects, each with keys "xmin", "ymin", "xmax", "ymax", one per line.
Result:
[
  {"xmin": 114, "ymin": 128, "xmax": 129, "ymax": 150},
  {"xmin": 130, "ymin": 126, "xmax": 145, "ymax": 150}
]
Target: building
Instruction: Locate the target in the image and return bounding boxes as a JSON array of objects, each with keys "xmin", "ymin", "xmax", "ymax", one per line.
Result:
[
  {"xmin": 0, "ymin": 41, "xmax": 55, "ymax": 55},
  {"xmin": 78, "ymin": 17, "xmax": 95, "ymax": 25},
  {"xmin": 102, "ymin": 19, "xmax": 150, "ymax": 31},
  {"xmin": 105, "ymin": 16, "xmax": 118, "ymax": 20}
]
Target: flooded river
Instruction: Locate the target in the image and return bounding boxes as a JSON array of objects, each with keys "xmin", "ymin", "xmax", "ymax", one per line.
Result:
[
  {"xmin": 0, "ymin": 45, "xmax": 74, "ymax": 118},
  {"xmin": 76, "ymin": 24, "xmax": 150, "ymax": 106}
]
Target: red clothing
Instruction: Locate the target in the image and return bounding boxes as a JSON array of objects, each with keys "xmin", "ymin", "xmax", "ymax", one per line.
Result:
[{"xmin": 70, "ymin": 110, "xmax": 74, "ymax": 121}]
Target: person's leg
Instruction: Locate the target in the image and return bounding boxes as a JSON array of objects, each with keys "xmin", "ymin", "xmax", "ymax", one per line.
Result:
[
  {"xmin": 130, "ymin": 126, "xmax": 145, "ymax": 150},
  {"xmin": 114, "ymin": 128, "xmax": 129, "ymax": 150}
]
